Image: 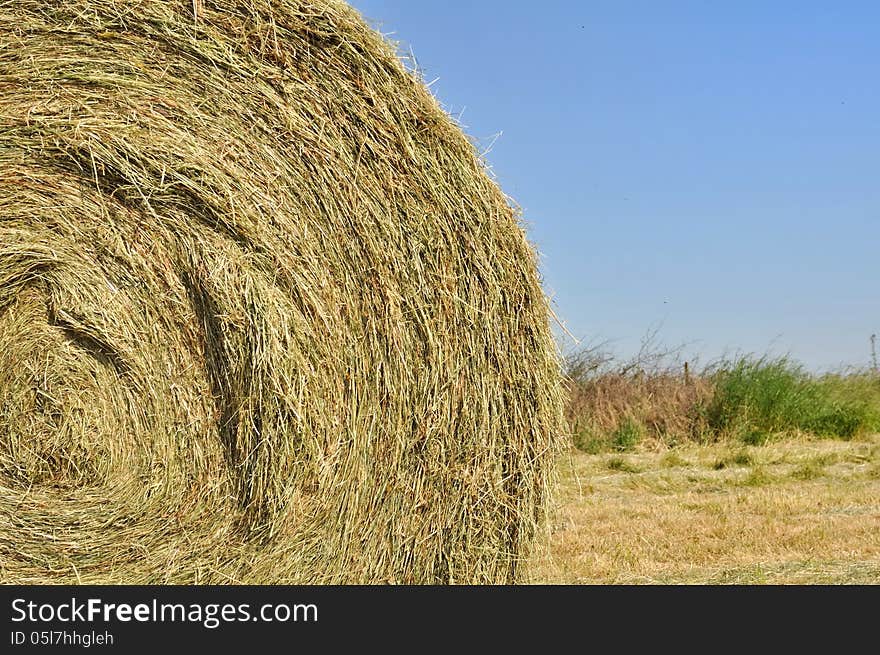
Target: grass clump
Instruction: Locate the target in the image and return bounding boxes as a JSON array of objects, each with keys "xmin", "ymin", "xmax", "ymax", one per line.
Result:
[
  {"xmin": 713, "ymin": 449, "xmax": 754, "ymax": 470},
  {"xmin": 612, "ymin": 417, "xmax": 644, "ymax": 452},
  {"xmin": 573, "ymin": 428, "xmax": 612, "ymax": 455},
  {"xmin": 607, "ymin": 457, "xmax": 641, "ymax": 473},
  {"xmin": 573, "ymin": 417, "xmax": 644, "ymax": 454},
  {"xmin": 791, "ymin": 463, "xmax": 823, "ymax": 481},
  {"xmin": 660, "ymin": 452, "xmax": 689, "ymax": 468},
  {"xmin": 742, "ymin": 466, "xmax": 773, "ymax": 487}
]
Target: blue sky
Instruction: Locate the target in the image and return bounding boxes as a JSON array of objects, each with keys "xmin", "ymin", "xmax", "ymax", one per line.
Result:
[{"xmin": 349, "ymin": 1, "xmax": 879, "ymax": 371}]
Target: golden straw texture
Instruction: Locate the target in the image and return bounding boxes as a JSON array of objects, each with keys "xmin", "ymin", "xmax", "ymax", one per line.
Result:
[{"xmin": 0, "ymin": 0, "xmax": 564, "ymax": 583}]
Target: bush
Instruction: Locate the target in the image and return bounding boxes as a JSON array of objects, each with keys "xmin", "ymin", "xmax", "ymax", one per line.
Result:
[{"xmin": 702, "ymin": 356, "xmax": 877, "ymax": 441}]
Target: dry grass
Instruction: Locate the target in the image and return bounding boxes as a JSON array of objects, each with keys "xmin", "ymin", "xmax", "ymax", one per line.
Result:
[
  {"xmin": 530, "ymin": 434, "xmax": 880, "ymax": 584},
  {"xmin": 566, "ymin": 345, "xmax": 880, "ymax": 451},
  {"xmin": 0, "ymin": 1, "xmax": 564, "ymax": 584},
  {"xmin": 567, "ymin": 369, "xmax": 712, "ymax": 449},
  {"xmin": 564, "ymin": 341, "xmax": 712, "ymax": 451}
]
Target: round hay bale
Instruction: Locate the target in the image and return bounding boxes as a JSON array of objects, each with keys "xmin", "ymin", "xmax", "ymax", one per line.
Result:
[{"xmin": 0, "ymin": 0, "xmax": 564, "ymax": 584}]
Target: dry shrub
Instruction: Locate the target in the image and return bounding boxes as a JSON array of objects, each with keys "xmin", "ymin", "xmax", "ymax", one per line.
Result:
[
  {"xmin": 569, "ymin": 371, "xmax": 712, "ymax": 443},
  {"xmin": 0, "ymin": 0, "xmax": 564, "ymax": 583},
  {"xmin": 564, "ymin": 343, "xmax": 712, "ymax": 449}
]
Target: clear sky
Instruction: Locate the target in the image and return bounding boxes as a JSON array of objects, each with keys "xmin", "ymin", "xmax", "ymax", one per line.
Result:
[{"xmin": 349, "ymin": 1, "xmax": 879, "ymax": 371}]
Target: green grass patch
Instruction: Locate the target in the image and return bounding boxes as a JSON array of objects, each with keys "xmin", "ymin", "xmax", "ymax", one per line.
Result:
[
  {"xmin": 573, "ymin": 417, "xmax": 646, "ymax": 454},
  {"xmin": 572, "ymin": 428, "xmax": 611, "ymax": 454},
  {"xmin": 612, "ymin": 417, "xmax": 643, "ymax": 452},
  {"xmin": 791, "ymin": 463, "xmax": 823, "ymax": 481},
  {"xmin": 742, "ymin": 466, "xmax": 773, "ymax": 487},
  {"xmin": 713, "ymin": 448, "xmax": 754, "ymax": 470},
  {"xmin": 660, "ymin": 452, "xmax": 689, "ymax": 468},
  {"xmin": 607, "ymin": 457, "xmax": 641, "ymax": 473},
  {"xmin": 702, "ymin": 356, "xmax": 879, "ymax": 441}
]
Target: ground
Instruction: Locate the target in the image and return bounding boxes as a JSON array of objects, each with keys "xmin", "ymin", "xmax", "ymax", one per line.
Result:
[{"xmin": 530, "ymin": 434, "xmax": 880, "ymax": 584}]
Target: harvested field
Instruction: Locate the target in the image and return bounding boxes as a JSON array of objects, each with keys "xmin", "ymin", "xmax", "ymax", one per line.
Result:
[{"xmin": 531, "ymin": 434, "xmax": 880, "ymax": 584}]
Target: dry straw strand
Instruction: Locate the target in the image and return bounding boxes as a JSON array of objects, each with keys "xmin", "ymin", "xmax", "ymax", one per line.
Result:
[{"xmin": 0, "ymin": 0, "xmax": 564, "ymax": 583}]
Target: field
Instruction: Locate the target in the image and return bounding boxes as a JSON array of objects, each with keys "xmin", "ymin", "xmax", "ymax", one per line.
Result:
[{"xmin": 530, "ymin": 350, "xmax": 880, "ymax": 584}]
